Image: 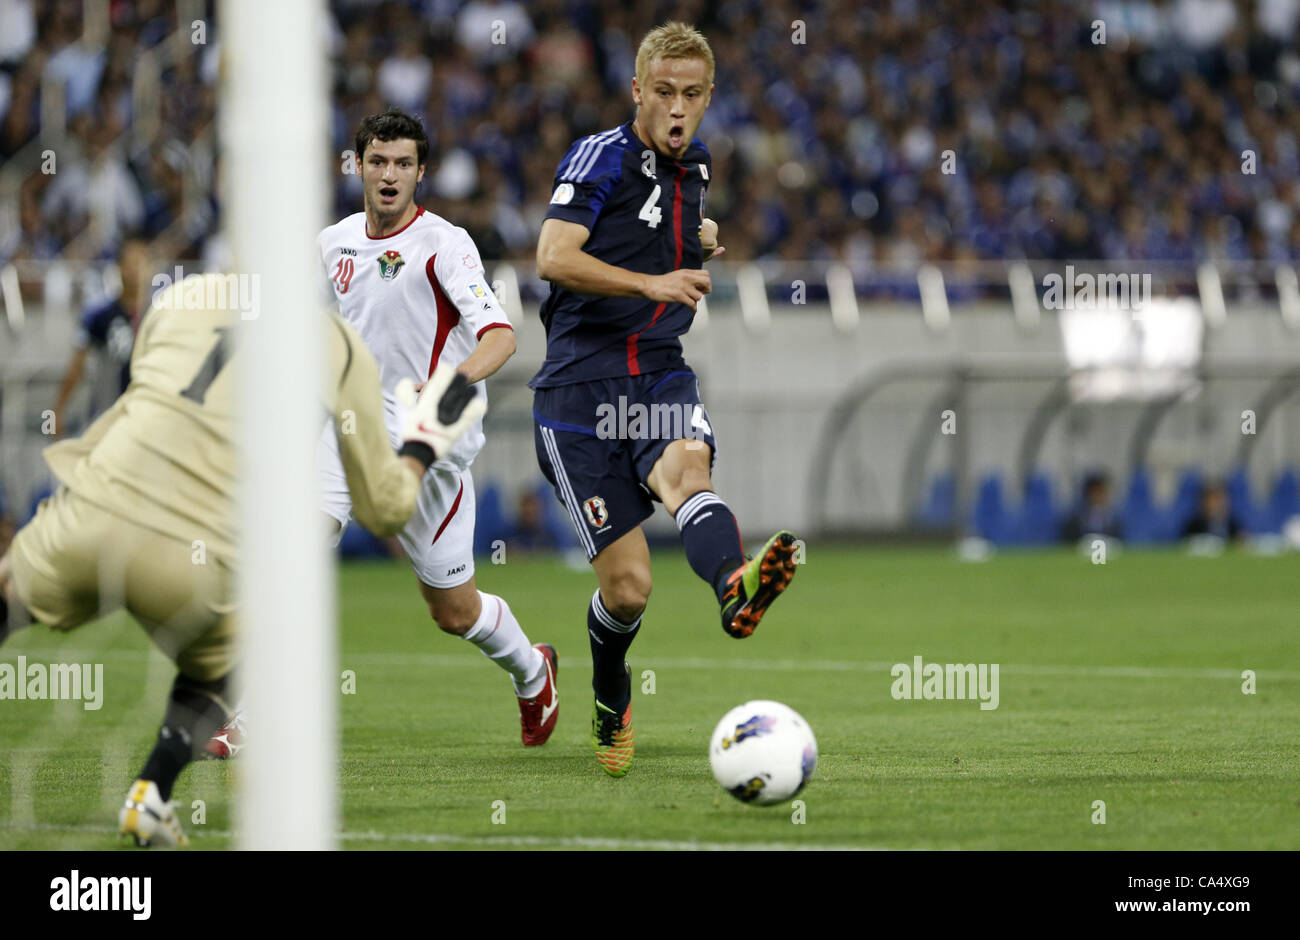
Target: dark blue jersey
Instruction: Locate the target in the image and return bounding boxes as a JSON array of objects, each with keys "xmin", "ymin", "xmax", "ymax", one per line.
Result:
[
  {"xmin": 529, "ymin": 121, "xmax": 712, "ymax": 388},
  {"xmin": 77, "ymin": 296, "xmax": 137, "ymax": 393}
]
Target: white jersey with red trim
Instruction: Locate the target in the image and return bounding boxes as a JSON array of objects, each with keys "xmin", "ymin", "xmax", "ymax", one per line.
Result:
[{"xmin": 317, "ymin": 206, "xmax": 513, "ymax": 470}]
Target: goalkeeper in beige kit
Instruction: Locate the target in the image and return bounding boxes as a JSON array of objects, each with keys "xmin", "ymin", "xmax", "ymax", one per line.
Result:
[{"xmin": 0, "ymin": 273, "xmax": 485, "ymax": 846}]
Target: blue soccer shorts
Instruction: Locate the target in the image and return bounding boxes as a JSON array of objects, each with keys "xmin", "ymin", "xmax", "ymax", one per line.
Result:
[{"xmin": 533, "ymin": 368, "xmax": 718, "ymax": 560}]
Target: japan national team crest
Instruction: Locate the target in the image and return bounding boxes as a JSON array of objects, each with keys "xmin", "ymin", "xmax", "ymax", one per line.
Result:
[
  {"xmin": 583, "ymin": 496, "xmax": 609, "ymax": 528},
  {"xmin": 377, "ymin": 249, "xmax": 405, "ymax": 280}
]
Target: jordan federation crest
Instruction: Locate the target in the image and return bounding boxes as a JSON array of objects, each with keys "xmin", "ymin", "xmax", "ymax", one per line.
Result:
[{"xmin": 377, "ymin": 249, "xmax": 405, "ymax": 280}]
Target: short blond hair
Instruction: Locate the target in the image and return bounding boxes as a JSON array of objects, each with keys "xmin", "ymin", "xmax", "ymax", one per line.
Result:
[{"xmin": 635, "ymin": 21, "xmax": 715, "ymax": 87}]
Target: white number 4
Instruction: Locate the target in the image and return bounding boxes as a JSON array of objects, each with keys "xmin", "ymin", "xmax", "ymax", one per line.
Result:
[
  {"xmin": 639, "ymin": 185, "xmax": 662, "ymax": 229},
  {"xmin": 691, "ymin": 405, "xmax": 712, "ymax": 436}
]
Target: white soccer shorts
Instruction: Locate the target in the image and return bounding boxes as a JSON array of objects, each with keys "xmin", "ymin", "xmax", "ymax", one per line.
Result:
[{"xmin": 318, "ymin": 424, "xmax": 476, "ymax": 589}]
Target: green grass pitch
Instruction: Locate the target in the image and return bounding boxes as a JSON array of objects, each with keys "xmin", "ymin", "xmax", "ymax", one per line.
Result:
[{"xmin": 1, "ymin": 545, "xmax": 1297, "ymax": 849}]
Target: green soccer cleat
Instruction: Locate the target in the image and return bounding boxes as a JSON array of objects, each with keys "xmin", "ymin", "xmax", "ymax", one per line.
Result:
[
  {"xmin": 592, "ymin": 667, "xmax": 634, "ymax": 777},
  {"xmin": 719, "ymin": 530, "xmax": 800, "ymax": 638}
]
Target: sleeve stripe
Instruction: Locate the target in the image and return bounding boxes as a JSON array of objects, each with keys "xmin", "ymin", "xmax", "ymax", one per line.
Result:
[
  {"xmin": 571, "ymin": 129, "xmax": 620, "ymax": 181},
  {"xmin": 559, "ymin": 131, "xmax": 606, "ymax": 180},
  {"xmin": 560, "ymin": 128, "xmax": 621, "ymax": 182},
  {"xmin": 558, "ymin": 137, "xmax": 593, "ymax": 180},
  {"xmin": 476, "ymin": 322, "xmax": 513, "ymax": 340}
]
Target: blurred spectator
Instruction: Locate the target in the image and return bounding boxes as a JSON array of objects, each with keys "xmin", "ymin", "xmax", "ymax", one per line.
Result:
[
  {"xmin": 1062, "ymin": 471, "xmax": 1122, "ymax": 541},
  {"xmin": 0, "ymin": 58, "xmax": 40, "ymax": 157},
  {"xmin": 0, "ymin": 0, "xmax": 36, "ymax": 68},
  {"xmin": 506, "ymin": 490, "xmax": 561, "ymax": 554},
  {"xmin": 377, "ymin": 34, "xmax": 432, "ymax": 113},
  {"xmin": 0, "ymin": 478, "xmax": 13, "ymax": 559},
  {"xmin": 40, "ymin": 113, "xmax": 144, "ymax": 257},
  {"xmin": 0, "ymin": 187, "xmax": 61, "ymax": 262},
  {"xmin": 1181, "ymin": 480, "xmax": 1242, "ymax": 541},
  {"xmin": 8, "ymin": 0, "xmax": 1300, "ymax": 277},
  {"xmin": 0, "ymin": 511, "xmax": 13, "ymax": 560},
  {"xmin": 42, "ymin": 0, "xmax": 103, "ymax": 117},
  {"xmin": 456, "ymin": 0, "xmax": 534, "ymax": 63},
  {"xmin": 51, "ymin": 238, "xmax": 154, "ymax": 435}
]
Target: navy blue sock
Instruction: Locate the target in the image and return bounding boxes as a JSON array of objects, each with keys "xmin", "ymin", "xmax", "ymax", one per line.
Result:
[
  {"xmin": 674, "ymin": 490, "xmax": 746, "ymax": 603},
  {"xmin": 140, "ymin": 729, "xmax": 191, "ymax": 802},
  {"xmin": 588, "ymin": 590, "xmax": 640, "ymax": 709}
]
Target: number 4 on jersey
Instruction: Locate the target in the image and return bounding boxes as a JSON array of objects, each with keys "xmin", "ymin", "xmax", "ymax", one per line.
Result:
[
  {"xmin": 691, "ymin": 405, "xmax": 712, "ymax": 436},
  {"xmin": 639, "ymin": 185, "xmax": 662, "ymax": 229}
]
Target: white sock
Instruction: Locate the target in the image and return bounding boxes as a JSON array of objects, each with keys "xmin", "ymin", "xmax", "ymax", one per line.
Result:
[{"xmin": 462, "ymin": 591, "xmax": 545, "ymax": 698}]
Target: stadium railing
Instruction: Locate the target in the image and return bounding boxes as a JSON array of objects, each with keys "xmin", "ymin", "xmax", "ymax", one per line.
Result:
[{"xmin": 7, "ymin": 258, "xmax": 1300, "ymax": 545}]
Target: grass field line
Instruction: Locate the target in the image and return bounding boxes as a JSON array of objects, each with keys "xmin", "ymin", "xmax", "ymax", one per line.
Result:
[
  {"xmin": 7, "ymin": 753, "xmax": 37, "ymax": 828},
  {"xmin": 337, "ymin": 829, "xmax": 882, "ymax": 851},
  {"xmin": 2, "ymin": 619, "xmax": 133, "ymax": 849},
  {"xmin": 98, "ymin": 741, "xmax": 129, "ymax": 819},
  {"xmin": 19, "ymin": 647, "xmax": 1295, "ymax": 681},
  {"xmin": 0, "ymin": 820, "xmax": 880, "ymax": 851},
  {"xmin": 337, "ymin": 653, "xmax": 1299, "ymax": 682}
]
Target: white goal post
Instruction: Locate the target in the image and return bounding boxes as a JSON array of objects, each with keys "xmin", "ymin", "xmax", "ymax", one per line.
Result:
[{"xmin": 221, "ymin": 0, "xmax": 335, "ymax": 850}]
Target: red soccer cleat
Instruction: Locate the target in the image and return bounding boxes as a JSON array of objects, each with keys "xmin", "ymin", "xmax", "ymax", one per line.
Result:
[
  {"xmin": 205, "ymin": 710, "xmax": 246, "ymax": 760},
  {"xmin": 518, "ymin": 644, "xmax": 559, "ymax": 746}
]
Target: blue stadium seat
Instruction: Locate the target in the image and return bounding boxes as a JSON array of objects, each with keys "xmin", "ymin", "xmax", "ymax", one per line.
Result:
[
  {"xmin": 917, "ymin": 473, "xmax": 956, "ymax": 529},
  {"xmin": 337, "ymin": 521, "xmax": 389, "ymax": 559},
  {"xmin": 1015, "ymin": 472, "xmax": 1059, "ymax": 545},
  {"xmin": 1268, "ymin": 467, "xmax": 1299, "ymax": 531},
  {"xmin": 1120, "ymin": 467, "xmax": 1160, "ymax": 544},
  {"xmin": 971, "ymin": 473, "xmax": 1015, "ymax": 544},
  {"xmin": 1162, "ymin": 467, "xmax": 1205, "ymax": 540},
  {"xmin": 1226, "ymin": 467, "xmax": 1271, "ymax": 534},
  {"xmin": 473, "ymin": 481, "xmax": 510, "ymax": 556}
]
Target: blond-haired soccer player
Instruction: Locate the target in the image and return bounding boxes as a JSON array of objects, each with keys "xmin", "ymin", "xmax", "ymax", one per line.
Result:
[
  {"xmin": 0, "ymin": 274, "xmax": 484, "ymax": 846},
  {"xmin": 531, "ymin": 22, "xmax": 800, "ymax": 777},
  {"xmin": 316, "ymin": 109, "xmax": 559, "ymax": 747}
]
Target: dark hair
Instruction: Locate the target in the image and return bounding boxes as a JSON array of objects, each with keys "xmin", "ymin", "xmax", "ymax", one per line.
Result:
[
  {"xmin": 1082, "ymin": 471, "xmax": 1110, "ymax": 493},
  {"xmin": 355, "ymin": 108, "xmax": 428, "ymax": 167}
]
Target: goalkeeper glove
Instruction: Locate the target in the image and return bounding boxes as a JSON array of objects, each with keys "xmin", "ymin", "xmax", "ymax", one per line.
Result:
[{"xmin": 395, "ymin": 364, "xmax": 485, "ymax": 469}]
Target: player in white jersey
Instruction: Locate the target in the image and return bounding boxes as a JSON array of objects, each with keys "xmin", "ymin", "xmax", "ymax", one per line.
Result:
[{"xmin": 317, "ymin": 108, "xmax": 558, "ymax": 745}]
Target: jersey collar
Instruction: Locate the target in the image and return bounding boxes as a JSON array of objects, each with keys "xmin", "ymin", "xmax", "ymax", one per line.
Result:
[
  {"xmin": 366, "ymin": 205, "xmax": 424, "ymax": 239},
  {"xmin": 627, "ymin": 121, "xmax": 703, "ymax": 168}
]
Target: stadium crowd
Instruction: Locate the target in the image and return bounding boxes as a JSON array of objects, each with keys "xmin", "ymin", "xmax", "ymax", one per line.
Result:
[{"xmin": 1, "ymin": 0, "xmax": 1298, "ymax": 277}]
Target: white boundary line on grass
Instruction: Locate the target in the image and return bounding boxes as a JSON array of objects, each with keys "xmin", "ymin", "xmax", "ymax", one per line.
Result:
[
  {"xmin": 33, "ymin": 649, "xmax": 1298, "ymax": 680},
  {"xmin": 339, "ymin": 653, "xmax": 1300, "ymax": 682},
  {"xmin": 0, "ymin": 821, "xmax": 880, "ymax": 851},
  {"xmin": 339, "ymin": 829, "xmax": 882, "ymax": 851},
  {"xmin": 0, "ymin": 619, "xmax": 136, "ymax": 849}
]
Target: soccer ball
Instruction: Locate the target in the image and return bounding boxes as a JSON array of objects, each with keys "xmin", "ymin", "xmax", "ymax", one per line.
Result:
[{"xmin": 709, "ymin": 700, "xmax": 817, "ymax": 805}]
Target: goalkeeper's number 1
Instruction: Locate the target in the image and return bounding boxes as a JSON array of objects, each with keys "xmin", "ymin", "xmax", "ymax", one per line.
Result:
[{"xmin": 180, "ymin": 327, "xmax": 233, "ymax": 405}]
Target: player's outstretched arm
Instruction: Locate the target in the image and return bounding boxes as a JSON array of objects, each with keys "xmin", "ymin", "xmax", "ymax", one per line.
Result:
[
  {"xmin": 536, "ymin": 218, "xmax": 713, "ymax": 311},
  {"xmin": 51, "ymin": 347, "xmax": 88, "ymax": 438},
  {"xmin": 452, "ymin": 325, "xmax": 515, "ymax": 385}
]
